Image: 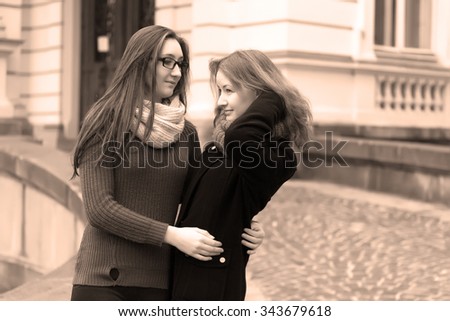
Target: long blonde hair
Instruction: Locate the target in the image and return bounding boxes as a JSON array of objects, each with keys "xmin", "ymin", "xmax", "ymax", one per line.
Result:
[
  {"xmin": 72, "ymin": 25, "xmax": 190, "ymax": 177},
  {"xmin": 209, "ymin": 50, "xmax": 312, "ymax": 148}
]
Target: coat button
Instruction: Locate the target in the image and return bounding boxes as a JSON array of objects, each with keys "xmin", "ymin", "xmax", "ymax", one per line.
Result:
[
  {"xmin": 109, "ymin": 268, "xmax": 119, "ymax": 281},
  {"xmin": 219, "ymin": 257, "xmax": 226, "ymax": 263}
]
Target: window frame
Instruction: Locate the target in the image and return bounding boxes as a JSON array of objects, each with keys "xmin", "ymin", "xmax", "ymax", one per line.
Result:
[{"xmin": 374, "ymin": 0, "xmax": 433, "ymax": 54}]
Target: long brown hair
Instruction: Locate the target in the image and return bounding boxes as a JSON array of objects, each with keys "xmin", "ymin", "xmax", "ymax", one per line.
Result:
[
  {"xmin": 72, "ymin": 25, "xmax": 190, "ymax": 177},
  {"xmin": 209, "ymin": 50, "xmax": 312, "ymax": 149}
]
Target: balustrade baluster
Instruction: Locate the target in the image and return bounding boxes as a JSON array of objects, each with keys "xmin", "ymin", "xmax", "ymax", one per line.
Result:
[
  {"xmin": 377, "ymin": 77, "xmax": 387, "ymax": 109},
  {"xmin": 437, "ymin": 83, "xmax": 446, "ymax": 112},
  {"xmin": 410, "ymin": 81, "xmax": 417, "ymax": 111},
  {"xmin": 389, "ymin": 78, "xmax": 397, "ymax": 110},
  {"xmin": 399, "ymin": 78, "xmax": 407, "ymax": 110},
  {"xmin": 403, "ymin": 79, "xmax": 413, "ymax": 111}
]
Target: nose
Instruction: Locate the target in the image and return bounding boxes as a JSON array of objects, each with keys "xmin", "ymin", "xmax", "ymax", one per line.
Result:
[
  {"xmin": 217, "ymin": 92, "xmax": 227, "ymax": 107},
  {"xmin": 171, "ymin": 64, "xmax": 182, "ymax": 78}
]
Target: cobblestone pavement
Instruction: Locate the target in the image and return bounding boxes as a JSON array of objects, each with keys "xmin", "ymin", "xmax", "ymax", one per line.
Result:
[{"xmin": 246, "ymin": 180, "xmax": 450, "ymax": 301}]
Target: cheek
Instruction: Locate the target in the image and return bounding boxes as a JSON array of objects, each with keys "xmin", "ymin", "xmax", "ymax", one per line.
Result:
[
  {"xmin": 155, "ymin": 65, "xmax": 169, "ymax": 85},
  {"xmin": 236, "ymin": 98, "xmax": 253, "ymax": 115},
  {"xmin": 233, "ymin": 106, "xmax": 246, "ymax": 120},
  {"xmin": 155, "ymin": 71, "xmax": 163, "ymax": 86}
]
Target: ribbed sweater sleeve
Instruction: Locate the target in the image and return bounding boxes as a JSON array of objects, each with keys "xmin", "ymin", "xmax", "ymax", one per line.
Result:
[{"xmin": 79, "ymin": 139, "xmax": 169, "ymax": 246}]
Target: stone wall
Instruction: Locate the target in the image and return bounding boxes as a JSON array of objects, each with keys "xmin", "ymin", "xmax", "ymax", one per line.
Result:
[
  {"xmin": 299, "ymin": 133, "xmax": 450, "ymax": 207},
  {"xmin": 0, "ymin": 136, "xmax": 84, "ymax": 293}
]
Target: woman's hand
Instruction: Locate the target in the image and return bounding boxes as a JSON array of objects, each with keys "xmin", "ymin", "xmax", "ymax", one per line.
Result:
[
  {"xmin": 242, "ymin": 219, "xmax": 265, "ymax": 254},
  {"xmin": 164, "ymin": 226, "xmax": 223, "ymax": 261}
]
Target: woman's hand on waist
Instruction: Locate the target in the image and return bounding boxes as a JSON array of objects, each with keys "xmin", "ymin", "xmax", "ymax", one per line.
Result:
[{"xmin": 164, "ymin": 226, "xmax": 223, "ymax": 261}]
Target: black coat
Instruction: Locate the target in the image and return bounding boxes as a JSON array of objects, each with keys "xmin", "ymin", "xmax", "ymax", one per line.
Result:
[{"xmin": 171, "ymin": 92, "xmax": 297, "ymax": 300}]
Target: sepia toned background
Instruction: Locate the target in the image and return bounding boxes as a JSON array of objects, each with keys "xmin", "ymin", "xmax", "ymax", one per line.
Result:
[{"xmin": 0, "ymin": 0, "xmax": 449, "ymax": 300}]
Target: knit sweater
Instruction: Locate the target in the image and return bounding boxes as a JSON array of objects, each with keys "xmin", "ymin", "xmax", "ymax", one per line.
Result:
[{"xmin": 73, "ymin": 120, "xmax": 200, "ymax": 290}]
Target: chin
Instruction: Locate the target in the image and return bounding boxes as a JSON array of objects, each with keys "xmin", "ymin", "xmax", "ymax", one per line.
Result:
[{"xmin": 162, "ymin": 89, "xmax": 172, "ymax": 96}]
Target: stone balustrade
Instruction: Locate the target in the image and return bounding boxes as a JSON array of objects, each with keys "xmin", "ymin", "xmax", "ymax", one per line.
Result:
[{"xmin": 376, "ymin": 75, "xmax": 447, "ymax": 113}]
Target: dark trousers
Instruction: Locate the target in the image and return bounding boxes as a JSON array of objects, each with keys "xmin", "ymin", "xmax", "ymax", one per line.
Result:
[{"xmin": 71, "ymin": 285, "xmax": 170, "ymax": 301}]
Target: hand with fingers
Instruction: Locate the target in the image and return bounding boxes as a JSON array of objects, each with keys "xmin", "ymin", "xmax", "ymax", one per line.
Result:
[
  {"xmin": 164, "ymin": 226, "xmax": 223, "ymax": 261},
  {"xmin": 242, "ymin": 219, "xmax": 265, "ymax": 255}
]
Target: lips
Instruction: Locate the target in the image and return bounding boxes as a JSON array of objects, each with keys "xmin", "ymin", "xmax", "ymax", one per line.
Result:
[{"xmin": 223, "ymin": 109, "xmax": 233, "ymax": 115}]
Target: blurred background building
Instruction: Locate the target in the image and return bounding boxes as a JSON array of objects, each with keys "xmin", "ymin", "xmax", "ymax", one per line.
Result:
[
  {"xmin": 1, "ymin": 0, "xmax": 449, "ymax": 144},
  {"xmin": 0, "ymin": 0, "xmax": 449, "ymax": 296}
]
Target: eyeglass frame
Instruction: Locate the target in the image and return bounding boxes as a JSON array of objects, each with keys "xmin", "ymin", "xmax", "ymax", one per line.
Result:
[{"xmin": 157, "ymin": 57, "xmax": 189, "ymax": 71}]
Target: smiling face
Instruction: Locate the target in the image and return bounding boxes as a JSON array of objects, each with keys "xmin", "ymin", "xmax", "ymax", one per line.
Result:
[
  {"xmin": 147, "ymin": 38, "xmax": 184, "ymax": 103},
  {"xmin": 215, "ymin": 70, "xmax": 258, "ymax": 123}
]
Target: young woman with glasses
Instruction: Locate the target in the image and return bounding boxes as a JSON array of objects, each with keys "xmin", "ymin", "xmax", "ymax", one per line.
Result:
[{"xmin": 70, "ymin": 25, "xmax": 265, "ymax": 301}]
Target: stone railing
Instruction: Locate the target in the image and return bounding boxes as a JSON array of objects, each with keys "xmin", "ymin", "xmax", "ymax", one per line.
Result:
[
  {"xmin": 298, "ymin": 132, "xmax": 450, "ymax": 207},
  {"xmin": 0, "ymin": 136, "xmax": 85, "ymax": 293},
  {"xmin": 376, "ymin": 75, "xmax": 446, "ymax": 113}
]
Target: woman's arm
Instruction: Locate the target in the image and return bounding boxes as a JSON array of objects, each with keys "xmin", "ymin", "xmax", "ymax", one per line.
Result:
[
  {"xmin": 80, "ymin": 137, "xmax": 222, "ymax": 259},
  {"xmin": 224, "ymin": 90, "xmax": 285, "ymax": 152},
  {"xmin": 224, "ymin": 91, "xmax": 288, "ymax": 183},
  {"xmin": 224, "ymin": 91, "xmax": 292, "ymax": 207},
  {"xmin": 79, "ymin": 138, "xmax": 169, "ymax": 245}
]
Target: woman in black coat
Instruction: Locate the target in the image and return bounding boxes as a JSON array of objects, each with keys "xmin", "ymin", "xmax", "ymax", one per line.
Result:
[{"xmin": 171, "ymin": 50, "xmax": 313, "ymax": 301}]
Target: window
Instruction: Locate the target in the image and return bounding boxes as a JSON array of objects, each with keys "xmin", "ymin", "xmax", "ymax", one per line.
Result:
[{"xmin": 374, "ymin": 0, "xmax": 431, "ymax": 49}]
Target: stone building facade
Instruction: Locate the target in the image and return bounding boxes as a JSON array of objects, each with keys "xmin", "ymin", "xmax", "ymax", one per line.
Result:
[{"xmin": 0, "ymin": 0, "xmax": 449, "ymax": 145}]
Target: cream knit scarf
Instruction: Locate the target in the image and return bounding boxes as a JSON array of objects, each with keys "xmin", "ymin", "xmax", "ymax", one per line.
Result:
[
  {"xmin": 212, "ymin": 113, "xmax": 232, "ymax": 154},
  {"xmin": 132, "ymin": 96, "xmax": 186, "ymax": 148}
]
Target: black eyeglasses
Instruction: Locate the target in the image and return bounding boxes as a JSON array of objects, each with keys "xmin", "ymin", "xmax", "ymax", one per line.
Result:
[{"xmin": 158, "ymin": 57, "xmax": 189, "ymax": 71}]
